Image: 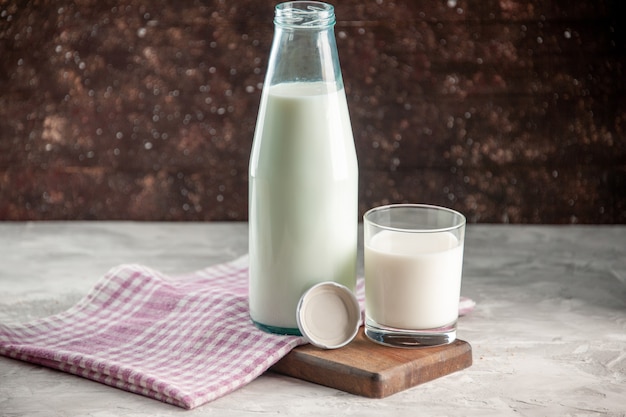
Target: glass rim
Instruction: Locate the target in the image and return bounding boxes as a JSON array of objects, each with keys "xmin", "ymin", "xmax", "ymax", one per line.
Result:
[
  {"xmin": 275, "ymin": 1, "xmax": 335, "ymax": 28},
  {"xmin": 363, "ymin": 203, "xmax": 466, "ymax": 234}
]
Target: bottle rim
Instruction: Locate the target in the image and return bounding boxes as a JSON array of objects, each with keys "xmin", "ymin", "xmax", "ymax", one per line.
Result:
[{"xmin": 274, "ymin": 1, "xmax": 336, "ymax": 28}]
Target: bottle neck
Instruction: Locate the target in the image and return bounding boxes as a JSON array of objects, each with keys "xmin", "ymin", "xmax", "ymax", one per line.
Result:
[{"xmin": 267, "ymin": 1, "xmax": 343, "ymax": 87}]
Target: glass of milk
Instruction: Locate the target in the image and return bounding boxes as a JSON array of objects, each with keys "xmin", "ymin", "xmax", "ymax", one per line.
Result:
[{"xmin": 363, "ymin": 204, "xmax": 466, "ymax": 347}]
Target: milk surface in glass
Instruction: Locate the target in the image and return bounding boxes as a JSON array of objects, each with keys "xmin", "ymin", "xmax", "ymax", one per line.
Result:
[
  {"xmin": 249, "ymin": 81, "xmax": 358, "ymax": 331},
  {"xmin": 365, "ymin": 230, "xmax": 463, "ymax": 330}
]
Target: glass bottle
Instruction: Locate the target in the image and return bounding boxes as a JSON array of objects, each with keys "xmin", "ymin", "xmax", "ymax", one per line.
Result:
[{"xmin": 249, "ymin": 1, "xmax": 358, "ymax": 335}]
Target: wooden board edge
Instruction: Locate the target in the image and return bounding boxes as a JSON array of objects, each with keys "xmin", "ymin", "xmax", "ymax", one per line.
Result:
[
  {"xmin": 271, "ymin": 340, "xmax": 473, "ymax": 398},
  {"xmin": 270, "ymin": 348, "xmax": 383, "ymax": 397}
]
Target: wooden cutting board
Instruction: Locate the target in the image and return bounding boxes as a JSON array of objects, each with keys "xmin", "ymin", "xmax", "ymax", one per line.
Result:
[{"xmin": 271, "ymin": 327, "xmax": 472, "ymax": 398}]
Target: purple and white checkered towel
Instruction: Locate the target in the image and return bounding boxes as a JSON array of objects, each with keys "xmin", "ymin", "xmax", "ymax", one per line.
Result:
[{"xmin": 0, "ymin": 256, "xmax": 475, "ymax": 409}]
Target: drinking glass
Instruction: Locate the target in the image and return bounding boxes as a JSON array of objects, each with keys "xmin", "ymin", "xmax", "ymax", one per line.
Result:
[{"xmin": 364, "ymin": 204, "xmax": 466, "ymax": 347}]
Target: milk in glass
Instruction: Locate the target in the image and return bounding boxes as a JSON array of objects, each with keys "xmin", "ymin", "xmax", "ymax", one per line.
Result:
[{"xmin": 365, "ymin": 230, "xmax": 463, "ymax": 329}]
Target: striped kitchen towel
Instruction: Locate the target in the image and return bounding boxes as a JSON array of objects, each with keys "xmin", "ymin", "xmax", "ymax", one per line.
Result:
[
  {"xmin": 0, "ymin": 257, "xmax": 308, "ymax": 409},
  {"xmin": 0, "ymin": 256, "xmax": 475, "ymax": 409}
]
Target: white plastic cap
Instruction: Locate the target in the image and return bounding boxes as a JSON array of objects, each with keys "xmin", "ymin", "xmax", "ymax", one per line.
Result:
[{"xmin": 296, "ymin": 282, "xmax": 361, "ymax": 349}]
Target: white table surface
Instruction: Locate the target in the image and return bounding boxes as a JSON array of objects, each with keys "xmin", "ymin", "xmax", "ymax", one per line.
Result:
[{"xmin": 1, "ymin": 222, "xmax": 625, "ymax": 416}]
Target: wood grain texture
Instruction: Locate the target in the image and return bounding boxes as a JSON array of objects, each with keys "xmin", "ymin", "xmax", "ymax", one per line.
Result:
[{"xmin": 271, "ymin": 327, "xmax": 472, "ymax": 398}]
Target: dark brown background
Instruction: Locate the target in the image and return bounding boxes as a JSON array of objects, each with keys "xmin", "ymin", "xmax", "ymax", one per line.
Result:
[{"xmin": 1, "ymin": 0, "xmax": 625, "ymax": 223}]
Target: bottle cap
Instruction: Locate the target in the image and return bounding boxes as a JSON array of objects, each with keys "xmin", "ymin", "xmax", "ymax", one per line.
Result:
[{"xmin": 296, "ymin": 282, "xmax": 361, "ymax": 349}]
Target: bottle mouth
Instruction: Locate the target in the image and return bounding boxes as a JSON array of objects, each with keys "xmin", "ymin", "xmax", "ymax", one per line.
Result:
[{"xmin": 275, "ymin": 1, "xmax": 335, "ymax": 28}]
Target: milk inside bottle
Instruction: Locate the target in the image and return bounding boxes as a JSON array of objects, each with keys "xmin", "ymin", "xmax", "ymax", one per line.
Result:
[{"xmin": 248, "ymin": 2, "xmax": 358, "ymax": 334}]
